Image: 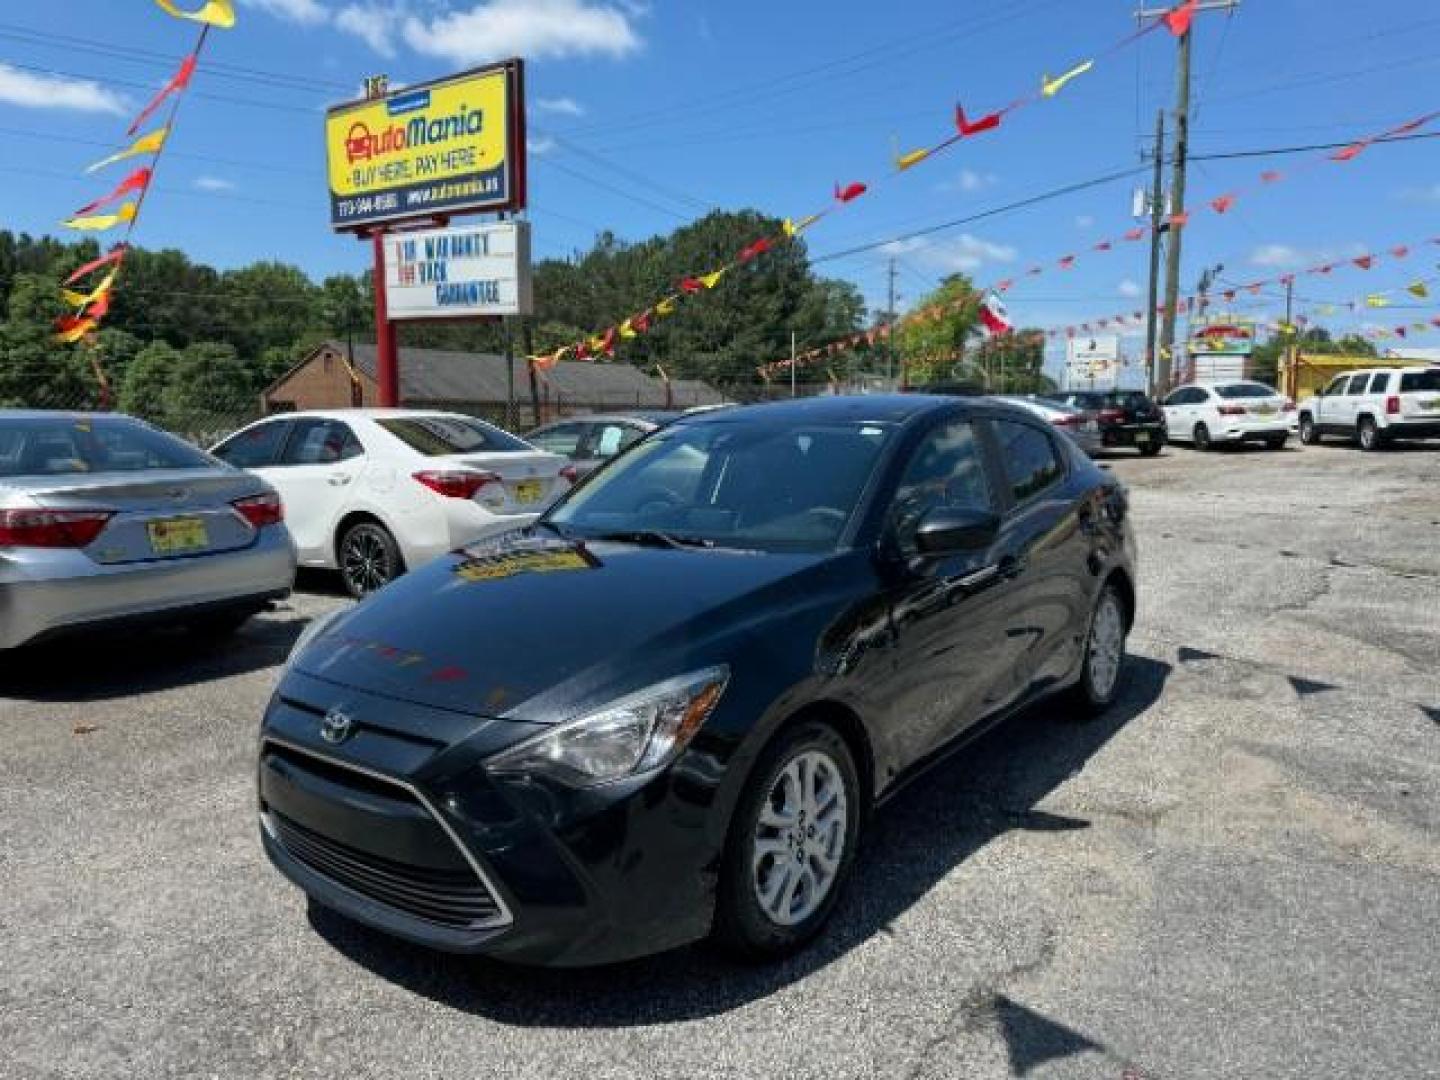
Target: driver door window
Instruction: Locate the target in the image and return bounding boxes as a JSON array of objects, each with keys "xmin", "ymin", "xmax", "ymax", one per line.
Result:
[
  {"xmin": 890, "ymin": 421, "xmax": 992, "ymax": 551},
  {"xmin": 591, "ymin": 423, "xmax": 644, "ymax": 459}
]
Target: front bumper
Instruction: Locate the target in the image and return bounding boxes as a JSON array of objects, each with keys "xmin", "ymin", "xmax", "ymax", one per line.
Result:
[
  {"xmin": 0, "ymin": 525, "xmax": 295, "ymax": 650},
  {"xmin": 1215, "ymin": 418, "xmax": 1296, "ymax": 443},
  {"xmin": 257, "ymin": 676, "xmax": 723, "ymax": 966}
]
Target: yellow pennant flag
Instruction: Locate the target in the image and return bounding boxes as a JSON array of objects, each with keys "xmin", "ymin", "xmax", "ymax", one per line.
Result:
[
  {"xmin": 61, "ymin": 270, "xmax": 117, "ymax": 309},
  {"xmin": 1407, "ymin": 281, "xmax": 1429, "ymax": 299},
  {"xmin": 895, "ymin": 147, "xmax": 930, "ymax": 171},
  {"xmin": 1365, "ymin": 294, "xmax": 1390, "ymax": 308},
  {"xmin": 655, "ymin": 296, "xmax": 678, "ymax": 317},
  {"xmin": 781, "ymin": 214, "xmax": 821, "ymax": 238},
  {"xmin": 1414, "ymin": 322, "xmax": 1429, "ymax": 333},
  {"xmin": 618, "ymin": 318, "xmax": 637, "ymax": 339},
  {"xmin": 699, "ymin": 269, "xmax": 725, "ymax": 289},
  {"xmin": 54, "ymin": 317, "xmax": 99, "ymax": 344},
  {"xmin": 65, "ymin": 202, "xmax": 137, "ymax": 232},
  {"xmin": 152, "ymin": 0, "xmax": 236, "ymax": 28},
  {"xmin": 1042, "ymin": 60, "xmax": 1094, "ymax": 98},
  {"xmin": 87, "ymin": 127, "xmax": 168, "ymax": 174}
]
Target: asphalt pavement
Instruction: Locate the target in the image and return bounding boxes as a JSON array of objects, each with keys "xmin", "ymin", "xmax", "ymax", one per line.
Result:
[{"xmin": 2, "ymin": 439, "xmax": 1437, "ymax": 1079}]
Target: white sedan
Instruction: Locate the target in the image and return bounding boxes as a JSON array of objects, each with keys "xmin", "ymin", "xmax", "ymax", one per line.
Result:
[
  {"xmin": 1161, "ymin": 381, "xmax": 1296, "ymax": 451},
  {"xmin": 213, "ymin": 409, "xmax": 572, "ymax": 596}
]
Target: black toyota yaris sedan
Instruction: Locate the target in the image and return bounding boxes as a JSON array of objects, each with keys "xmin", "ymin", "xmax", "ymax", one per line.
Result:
[{"xmin": 258, "ymin": 395, "xmax": 1136, "ymax": 966}]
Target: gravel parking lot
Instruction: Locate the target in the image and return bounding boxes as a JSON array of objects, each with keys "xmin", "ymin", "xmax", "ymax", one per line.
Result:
[{"xmin": 3, "ymin": 441, "xmax": 1437, "ymax": 1080}]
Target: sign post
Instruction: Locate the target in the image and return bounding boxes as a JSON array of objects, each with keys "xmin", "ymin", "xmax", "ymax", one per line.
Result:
[{"xmin": 326, "ymin": 60, "xmax": 527, "ymax": 406}]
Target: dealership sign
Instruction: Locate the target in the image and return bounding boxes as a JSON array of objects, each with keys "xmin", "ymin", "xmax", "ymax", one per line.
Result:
[
  {"xmin": 325, "ymin": 61, "xmax": 526, "ymax": 230},
  {"xmin": 384, "ymin": 221, "xmax": 532, "ymax": 320},
  {"xmin": 1188, "ymin": 321, "xmax": 1255, "ymax": 356}
]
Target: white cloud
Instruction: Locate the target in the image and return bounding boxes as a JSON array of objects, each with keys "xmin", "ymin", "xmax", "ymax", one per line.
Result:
[
  {"xmin": 528, "ymin": 135, "xmax": 556, "ymax": 155},
  {"xmin": 240, "ymin": 0, "xmax": 329, "ymax": 25},
  {"xmin": 536, "ymin": 96, "xmax": 584, "ymax": 116},
  {"xmin": 1250, "ymin": 244, "xmax": 1304, "ymax": 268},
  {"xmin": 0, "ymin": 63, "xmax": 126, "ymax": 115},
  {"xmin": 883, "ymin": 233, "xmax": 1017, "ymax": 274},
  {"xmin": 334, "ymin": 4, "xmax": 397, "ymax": 55},
  {"xmin": 938, "ymin": 168, "xmax": 997, "ymax": 193},
  {"xmin": 1075, "ymin": 214, "xmax": 1095, "ymax": 229},
  {"xmin": 403, "ymin": 0, "xmax": 644, "ymax": 65},
  {"xmin": 1398, "ymin": 183, "xmax": 1440, "ymax": 203},
  {"xmin": 194, "ymin": 176, "xmax": 236, "ymax": 192},
  {"xmin": 1118, "ymin": 278, "xmax": 1142, "ymax": 298}
]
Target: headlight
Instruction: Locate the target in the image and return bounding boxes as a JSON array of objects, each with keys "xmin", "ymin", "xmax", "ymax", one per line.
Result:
[
  {"xmin": 284, "ymin": 606, "xmax": 347, "ymax": 671},
  {"xmin": 487, "ymin": 666, "xmax": 729, "ymax": 787}
]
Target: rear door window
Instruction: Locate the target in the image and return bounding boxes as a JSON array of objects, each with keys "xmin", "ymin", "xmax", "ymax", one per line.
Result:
[
  {"xmin": 1345, "ymin": 374, "xmax": 1371, "ymax": 395},
  {"xmin": 890, "ymin": 421, "xmax": 992, "ymax": 549},
  {"xmin": 281, "ymin": 419, "xmax": 364, "ymax": 466},
  {"xmin": 376, "ymin": 416, "xmax": 529, "ymax": 455},
  {"xmin": 528, "ymin": 422, "xmax": 588, "ymax": 457},
  {"xmin": 213, "ymin": 420, "xmax": 291, "ymax": 468},
  {"xmin": 991, "ymin": 419, "xmax": 1065, "ymax": 503},
  {"xmin": 1215, "ymin": 383, "xmax": 1275, "ymax": 399},
  {"xmin": 1367, "ymin": 372, "xmax": 1391, "ymax": 394}
]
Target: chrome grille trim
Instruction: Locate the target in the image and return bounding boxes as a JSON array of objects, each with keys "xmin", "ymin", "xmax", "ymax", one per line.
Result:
[{"xmin": 261, "ymin": 736, "xmax": 513, "ymax": 930}]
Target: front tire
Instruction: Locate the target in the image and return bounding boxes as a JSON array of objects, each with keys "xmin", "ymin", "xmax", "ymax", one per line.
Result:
[
  {"xmin": 713, "ymin": 721, "xmax": 861, "ymax": 961},
  {"xmin": 338, "ymin": 520, "xmax": 403, "ymax": 598},
  {"xmin": 1138, "ymin": 440, "xmax": 1163, "ymax": 457},
  {"xmin": 1065, "ymin": 582, "xmax": 1129, "ymax": 717},
  {"xmin": 1193, "ymin": 423, "xmax": 1213, "ymax": 452},
  {"xmin": 1298, "ymin": 414, "xmax": 1320, "ymax": 445}
]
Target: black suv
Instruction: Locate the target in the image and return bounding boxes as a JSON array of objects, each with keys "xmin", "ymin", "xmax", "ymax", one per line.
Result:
[{"xmin": 1043, "ymin": 390, "xmax": 1166, "ymax": 455}]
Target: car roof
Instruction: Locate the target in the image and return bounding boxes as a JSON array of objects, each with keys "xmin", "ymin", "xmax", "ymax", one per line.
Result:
[
  {"xmin": 0, "ymin": 409, "xmax": 138, "ymax": 421},
  {"xmin": 247, "ymin": 408, "xmax": 490, "ymax": 423},
  {"xmin": 675, "ymin": 393, "xmax": 1045, "ymax": 428},
  {"xmin": 539, "ymin": 411, "xmax": 679, "ymax": 427}
]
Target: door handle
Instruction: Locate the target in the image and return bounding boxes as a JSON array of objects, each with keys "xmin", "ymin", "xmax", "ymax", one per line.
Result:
[{"xmin": 328, "ymin": 475, "xmax": 353, "ymax": 486}]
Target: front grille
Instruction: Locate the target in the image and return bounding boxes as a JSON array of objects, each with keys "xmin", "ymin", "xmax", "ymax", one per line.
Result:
[{"xmin": 268, "ymin": 808, "xmax": 504, "ymax": 930}]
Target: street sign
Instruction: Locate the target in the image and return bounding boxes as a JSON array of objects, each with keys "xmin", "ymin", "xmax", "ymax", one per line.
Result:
[
  {"xmin": 325, "ymin": 60, "xmax": 526, "ymax": 231},
  {"xmin": 383, "ymin": 221, "xmax": 533, "ymax": 320}
]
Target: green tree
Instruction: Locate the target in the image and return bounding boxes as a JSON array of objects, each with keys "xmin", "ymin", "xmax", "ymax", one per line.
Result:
[
  {"xmin": 0, "ymin": 273, "xmax": 92, "ymax": 409},
  {"xmin": 117, "ymin": 341, "xmax": 182, "ymax": 424},
  {"xmin": 895, "ymin": 275, "xmax": 984, "ymax": 385},
  {"xmin": 162, "ymin": 342, "xmax": 255, "ymax": 439}
]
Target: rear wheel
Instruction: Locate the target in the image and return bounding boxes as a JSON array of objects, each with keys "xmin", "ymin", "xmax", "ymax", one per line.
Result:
[
  {"xmin": 1138, "ymin": 440, "xmax": 1163, "ymax": 457},
  {"xmin": 1357, "ymin": 416, "xmax": 1385, "ymax": 452},
  {"xmin": 713, "ymin": 721, "xmax": 861, "ymax": 961},
  {"xmin": 1065, "ymin": 582, "xmax": 1129, "ymax": 717},
  {"xmin": 1193, "ymin": 423, "xmax": 1213, "ymax": 452},
  {"xmin": 338, "ymin": 521, "xmax": 403, "ymax": 598},
  {"xmin": 1298, "ymin": 414, "xmax": 1320, "ymax": 445}
]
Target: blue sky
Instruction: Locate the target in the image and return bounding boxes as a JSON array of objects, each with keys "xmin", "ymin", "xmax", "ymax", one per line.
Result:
[{"xmin": 2, "ymin": 0, "xmax": 1438, "ymax": 379}]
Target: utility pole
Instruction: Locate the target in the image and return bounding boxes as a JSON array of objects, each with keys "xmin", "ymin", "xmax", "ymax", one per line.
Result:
[
  {"xmin": 1139, "ymin": 0, "xmax": 1240, "ymax": 393},
  {"xmin": 886, "ymin": 258, "xmax": 898, "ymax": 387},
  {"xmin": 1143, "ymin": 108, "xmax": 1166, "ymax": 397}
]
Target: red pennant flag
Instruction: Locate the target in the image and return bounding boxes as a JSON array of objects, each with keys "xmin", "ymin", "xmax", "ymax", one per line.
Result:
[
  {"xmin": 1391, "ymin": 245, "xmax": 1409, "ymax": 258},
  {"xmin": 679, "ymin": 276, "xmax": 704, "ymax": 294},
  {"xmin": 995, "ymin": 278, "xmax": 1014, "ymax": 293},
  {"xmin": 955, "ymin": 104, "xmax": 1001, "ymax": 137},
  {"xmin": 1353, "ymin": 255, "xmax": 1373, "ymax": 270},
  {"xmin": 1025, "ymin": 265, "xmax": 1043, "ymax": 277},
  {"xmin": 1168, "ymin": 211, "xmax": 1190, "ymax": 228},
  {"xmin": 1123, "ymin": 227, "xmax": 1146, "ymax": 241},
  {"xmin": 1222, "ymin": 289, "xmax": 1236, "ymax": 302},
  {"xmin": 738, "ymin": 237, "xmax": 772, "ymax": 262},
  {"xmin": 1092, "ymin": 240, "xmax": 1112, "ymax": 252},
  {"xmin": 575, "ymin": 342, "xmax": 592, "ymax": 360},
  {"xmin": 1210, "ymin": 193, "xmax": 1237, "ymax": 214},
  {"xmin": 1057, "ymin": 255, "xmax": 1076, "ymax": 270},
  {"xmin": 834, "ymin": 181, "xmax": 867, "ymax": 203},
  {"xmin": 1395, "ymin": 326, "xmax": 1408, "ymax": 338},
  {"xmin": 1163, "ymin": 0, "xmax": 1197, "ymax": 36},
  {"xmin": 1385, "ymin": 111, "xmax": 1438, "ymax": 136},
  {"xmin": 85, "ymin": 290, "xmax": 113, "ymax": 322},
  {"xmin": 64, "ymin": 244, "xmax": 127, "ymax": 286},
  {"xmin": 1248, "ymin": 284, "xmax": 1263, "ymax": 296},
  {"xmin": 1260, "ymin": 170, "xmax": 1283, "ymax": 184},
  {"xmin": 633, "ymin": 311, "xmax": 651, "ymax": 333},
  {"xmin": 72, "ymin": 168, "xmax": 152, "ymax": 218},
  {"xmin": 129, "ymin": 53, "xmax": 197, "ymax": 136},
  {"xmin": 1330, "ymin": 139, "xmax": 1369, "ymax": 162},
  {"xmin": 598, "ymin": 327, "xmax": 617, "ymax": 356},
  {"xmin": 1312, "ymin": 263, "xmax": 1336, "ymax": 275}
]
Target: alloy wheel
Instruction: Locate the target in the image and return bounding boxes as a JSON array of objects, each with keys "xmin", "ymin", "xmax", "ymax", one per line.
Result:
[
  {"xmin": 341, "ymin": 525, "xmax": 396, "ymax": 595},
  {"xmin": 752, "ymin": 749, "xmax": 849, "ymax": 927},
  {"xmin": 1087, "ymin": 591, "xmax": 1125, "ymax": 701}
]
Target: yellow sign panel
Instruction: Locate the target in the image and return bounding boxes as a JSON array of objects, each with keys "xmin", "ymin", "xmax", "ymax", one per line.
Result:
[{"xmin": 325, "ymin": 62, "xmax": 524, "ymax": 230}]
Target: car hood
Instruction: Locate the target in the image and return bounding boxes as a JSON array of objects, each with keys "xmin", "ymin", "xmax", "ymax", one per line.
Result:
[{"xmin": 292, "ymin": 532, "xmax": 838, "ymax": 722}]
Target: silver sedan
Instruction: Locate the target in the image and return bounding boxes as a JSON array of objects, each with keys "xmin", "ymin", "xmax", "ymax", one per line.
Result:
[
  {"xmin": 991, "ymin": 395, "xmax": 1104, "ymax": 457},
  {"xmin": 0, "ymin": 411, "xmax": 296, "ymax": 650}
]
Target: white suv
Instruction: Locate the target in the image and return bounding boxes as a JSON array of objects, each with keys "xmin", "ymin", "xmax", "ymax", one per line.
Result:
[
  {"xmin": 1161, "ymin": 381, "xmax": 1296, "ymax": 451},
  {"xmin": 1297, "ymin": 367, "xmax": 1440, "ymax": 451}
]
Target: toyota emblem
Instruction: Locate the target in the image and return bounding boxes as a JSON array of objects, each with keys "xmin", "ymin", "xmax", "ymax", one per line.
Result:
[{"xmin": 320, "ymin": 709, "xmax": 355, "ymax": 744}]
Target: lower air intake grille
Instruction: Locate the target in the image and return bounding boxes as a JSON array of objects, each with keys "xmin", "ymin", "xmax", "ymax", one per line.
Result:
[{"xmin": 269, "ymin": 809, "xmax": 502, "ymax": 930}]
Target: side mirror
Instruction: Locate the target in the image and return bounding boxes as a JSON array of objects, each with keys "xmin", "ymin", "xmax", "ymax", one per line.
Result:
[{"xmin": 914, "ymin": 506, "xmax": 1000, "ymax": 555}]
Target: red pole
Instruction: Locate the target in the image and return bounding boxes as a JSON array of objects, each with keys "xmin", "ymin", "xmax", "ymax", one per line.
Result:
[{"xmin": 371, "ymin": 230, "xmax": 399, "ymax": 406}]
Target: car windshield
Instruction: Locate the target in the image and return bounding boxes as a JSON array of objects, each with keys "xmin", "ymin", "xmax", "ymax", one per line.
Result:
[
  {"xmin": 376, "ymin": 415, "xmax": 530, "ymax": 455},
  {"xmin": 546, "ymin": 418, "xmax": 896, "ymax": 552},
  {"xmin": 1102, "ymin": 391, "xmax": 1150, "ymax": 408},
  {"xmin": 1214, "ymin": 383, "xmax": 1277, "ymax": 399},
  {"xmin": 0, "ymin": 416, "xmax": 213, "ymax": 478}
]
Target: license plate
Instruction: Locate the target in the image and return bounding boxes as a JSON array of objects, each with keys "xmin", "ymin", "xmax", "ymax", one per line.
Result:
[
  {"xmin": 147, "ymin": 516, "xmax": 208, "ymax": 555},
  {"xmin": 514, "ymin": 479, "xmax": 544, "ymax": 505},
  {"xmin": 1422, "ymin": 398, "xmax": 1440, "ymax": 410},
  {"xmin": 1135, "ymin": 432, "xmax": 1151, "ymax": 444},
  {"xmin": 1254, "ymin": 404, "xmax": 1277, "ymax": 415}
]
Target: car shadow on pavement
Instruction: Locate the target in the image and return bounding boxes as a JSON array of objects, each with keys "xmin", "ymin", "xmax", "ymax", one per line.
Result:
[
  {"xmin": 0, "ymin": 604, "xmax": 311, "ymax": 703},
  {"xmin": 309, "ymin": 655, "xmax": 1171, "ymax": 1029}
]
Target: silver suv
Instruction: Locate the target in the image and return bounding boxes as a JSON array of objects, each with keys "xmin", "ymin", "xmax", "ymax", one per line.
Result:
[{"xmin": 1297, "ymin": 367, "xmax": 1440, "ymax": 451}]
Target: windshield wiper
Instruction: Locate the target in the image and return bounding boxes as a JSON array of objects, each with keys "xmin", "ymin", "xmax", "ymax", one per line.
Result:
[{"xmin": 588, "ymin": 529, "xmax": 716, "ymax": 549}]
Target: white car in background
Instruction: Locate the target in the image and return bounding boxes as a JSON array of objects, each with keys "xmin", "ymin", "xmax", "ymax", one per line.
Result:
[
  {"xmin": 1297, "ymin": 367, "xmax": 1440, "ymax": 451},
  {"xmin": 1161, "ymin": 381, "xmax": 1296, "ymax": 451},
  {"xmin": 213, "ymin": 410, "xmax": 572, "ymax": 597}
]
